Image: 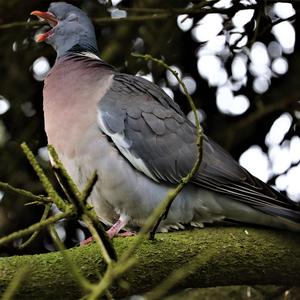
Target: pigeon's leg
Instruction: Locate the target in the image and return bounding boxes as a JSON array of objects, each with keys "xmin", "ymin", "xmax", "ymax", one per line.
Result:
[
  {"xmin": 80, "ymin": 236, "xmax": 94, "ymax": 246},
  {"xmin": 117, "ymin": 231, "xmax": 136, "ymax": 237},
  {"xmin": 80, "ymin": 215, "xmax": 132, "ymax": 245},
  {"xmin": 106, "ymin": 215, "xmax": 130, "ymax": 239}
]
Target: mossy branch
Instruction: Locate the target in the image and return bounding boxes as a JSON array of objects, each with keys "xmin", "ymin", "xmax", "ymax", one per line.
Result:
[
  {"xmin": 47, "ymin": 145, "xmax": 81, "ymax": 203},
  {"xmin": 0, "ymin": 181, "xmax": 50, "ymax": 205},
  {"xmin": 21, "ymin": 142, "xmax": 67, "ymax": 212},
  {"xmin": 81, "ymin": 172, "xmax": 98, "ymax": 204},
  {"xmin": 49, "ymin": 225, "xmax": 93, "ymax": 292},
  {"xmin": 0, "ymin": 267, "xmax": 29, "ymax": 300},
  {"xmin": 47, "ymin": 145, "xmax": 117, "ymax": 263},
  {"xmin": 0, "ymin": 228, "xmax": 299, "ymax": 299}
]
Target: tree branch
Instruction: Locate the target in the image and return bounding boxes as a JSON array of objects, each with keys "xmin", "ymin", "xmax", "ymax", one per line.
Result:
[
  {"xmin": 0, "ymin": 181, "xmax": 50, "ymax": 205},
  {"xmin": 0, "ymin": 227, "xmax": 299, "ymax": 299},
  {"xmin": 2, "ymin": 1, "xmax": 297, "ymax": 31}
]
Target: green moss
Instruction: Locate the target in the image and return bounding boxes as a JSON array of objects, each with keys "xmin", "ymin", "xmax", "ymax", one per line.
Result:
[
  {"xmin": 0, "ymin": 227, "xmax": 300, "ymax": 299},
  {"xmin": 166, "ymin": 286, "xmax": 293, "ymax": 300}
]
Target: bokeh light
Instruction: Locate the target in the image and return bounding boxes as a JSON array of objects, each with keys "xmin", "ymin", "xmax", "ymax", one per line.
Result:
[
  {"xmin": 0, "ymin": 96, "xmax": 10, "ymax": 115},
  {"xmin": 272, "ymin": 21, "xmax": 295, "ymax": 54},
  {"xmin": 177, "ymin": 15, "xmax": 194, "ymax": 32},
  {"xmin": 239, "ymin": 145, "xmax": 271, "ymax": 182},
  {"xmin": 180, "ymin": 76, "xmax": 197, "ymax": 95},
  {"xmin": 192, "ymin": 14, "xmax": 223, "ymax": 42},
  {"xmin": 265, "ymin": 113, "xmax": 292, "ymax": 146},
  {"xmin": 271, "ymin": 57, "xmax": 288, "ymax": 75},
  {"xmin": 32, "ymin": 56, "xmax": 50, "ymax": 81}
]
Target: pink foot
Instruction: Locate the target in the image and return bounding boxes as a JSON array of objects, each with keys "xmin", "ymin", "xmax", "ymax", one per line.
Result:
[
  {"xmin": 116, "ymin": 231, "xmax": 136, "ymax": 237},
  {"xmin": 80, "ymin": 236, "xmax": 95, "ymax": 246},
  {"xmin": 106, "ymin": 215, "xmax": 129, "ymax": 239},
  {"xmin": 80, "ymin": 215, "xmax": 130, "ymax": 243}
]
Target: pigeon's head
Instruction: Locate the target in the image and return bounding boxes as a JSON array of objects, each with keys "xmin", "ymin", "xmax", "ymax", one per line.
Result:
[{"xmin": 31, "ymin": 2, "xmax": 98, "ymax": 58}]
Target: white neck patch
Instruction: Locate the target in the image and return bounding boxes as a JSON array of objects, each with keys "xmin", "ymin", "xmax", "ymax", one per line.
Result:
[{"xmin": 78, "ymin": 51, "xmax": 101, "ymax": 60}]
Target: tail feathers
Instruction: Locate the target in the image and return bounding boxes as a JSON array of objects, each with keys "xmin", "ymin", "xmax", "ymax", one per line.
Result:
[
  {"xmin": 275, "ymin": 216, "xmax": 300, "ymax": 232},
  {"xmin": 218, "ymin": 197, "xmax": 300, "ymax": 232},
  {"xmin": 254, "ymin": 204, "xmax": 300, "ymax": 226},
  {"xmin": 224, "ymin": 216, "xmax": 300, "ymax": 232}
]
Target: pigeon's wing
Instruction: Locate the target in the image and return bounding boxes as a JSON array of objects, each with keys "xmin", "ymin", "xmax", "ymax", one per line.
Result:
[
  {"xmin": 97, "ymin": 73, "xmax": 198, "ymax": 183},
  {"xmin": 97, "ymin": 73, "xmax": 300, "ymax": 222}
]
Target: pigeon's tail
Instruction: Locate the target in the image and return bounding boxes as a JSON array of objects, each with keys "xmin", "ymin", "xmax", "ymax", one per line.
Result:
[
  {"xmin": 254, "ymin": 204, "xmax": 300, "ymax": 232},
  {"xmin": 217, "ymin": 196, "xmax": 300, "ymax": 232},
  {"xmin": 276, "ymin": 217, "xmax": 300, "ymax": 232}
]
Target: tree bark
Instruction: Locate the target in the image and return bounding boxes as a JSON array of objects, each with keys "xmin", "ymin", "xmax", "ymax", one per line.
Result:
[{"xmin": 0, "ymin": 227, "xmax": 299, "ymax": 299}]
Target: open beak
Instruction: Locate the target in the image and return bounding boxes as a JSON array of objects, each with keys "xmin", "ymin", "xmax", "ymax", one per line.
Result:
[{"xmin": 31, "ymin": 11, "xmax": 58, "ymax": 43}]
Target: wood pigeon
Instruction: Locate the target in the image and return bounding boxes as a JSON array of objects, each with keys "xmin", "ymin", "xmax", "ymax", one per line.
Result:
[{"xmin": 31, "ymin": 2, "xmax": 300, "ymax": 238}]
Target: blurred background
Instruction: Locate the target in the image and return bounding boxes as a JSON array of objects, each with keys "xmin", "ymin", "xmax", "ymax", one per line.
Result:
[{"xmin": 0, "ymin": 0, "xmax": 299, "ymax": 256}]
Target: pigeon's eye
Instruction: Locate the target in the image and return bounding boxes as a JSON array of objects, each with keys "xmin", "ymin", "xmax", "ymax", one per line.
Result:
[{"xmin": 67, "ymin": 13, "xmax": 78, "ymax": 22}]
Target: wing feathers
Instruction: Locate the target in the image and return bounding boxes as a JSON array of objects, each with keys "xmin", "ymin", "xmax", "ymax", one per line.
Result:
[
  {"xmin": 97, "ymin": 73, "xmax": 300, "ymax": 222},
  {"xmin": 142, "ymin": 112, "xmax": 166, "ymax": 135}
]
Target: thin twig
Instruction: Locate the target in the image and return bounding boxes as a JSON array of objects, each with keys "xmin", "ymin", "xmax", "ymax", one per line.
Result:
[
  {"xmin": 82, "ymin": 214, "xmax": 116, "ymax": 264},
  {"xmin": 85, "ymin": 258, "xmax": 136, "ymax": 300},
  {"xmin": 81, "ymin": 172, "xmax": 98, "ymax": 204},
  {"xmin": 1, "ymin": 267, "xmax": 30, "ymax": 300},
  {"xmin": 0, "ymin": 1, "xmax": 298, "ymax": 31},
  {"xmin": 248, "ymin": 1, "xmax": 264, "ymax": 48},
  {"xmin": 0, "ymin": 181, "xmax": 50, "ymax": 204},
  {"xmin": 49, "ymin": 225, "xmax": 93, "ymax": 292},
  {"xmin": 0, "ymin": 20, "xmax": 42, "ymax": 30},
  {"xmin": 219, "ymin": 93, "xmax": 299, "ymax": 148},
  {"xmin": 257, "ymin": 15, "xmax": 296, "ymax": 41},
  {"xmin": 0, "ymin": 3, "xmax": 276, "ymax": 31},
  {"xmin": 132, "ymin": 53, "xmax": 203, "ymax": 239},
  {"xmin": 48, "ymin": 145, "xmax": 82, "ymax": 202},
  {"xmin": 18, "ymin": 203, "xmax": 51, "ymax": 249},
  {"xmin": 0, "ymin": 209, "xmax": 74, "ymax": 247},
  {"xmin": 21, "ymin": 142, "xmax": 67, "ymax": 212},
  {"xmin": 47, "ymin": 145, "xmax": 117, "ymax": 263}
]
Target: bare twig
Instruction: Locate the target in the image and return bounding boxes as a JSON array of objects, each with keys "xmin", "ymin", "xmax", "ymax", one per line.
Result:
[
  {"xmin": 18, "ymin": 203, "xmax": 51, "ymax": 249},
  {"xmin": 0, "ymin": 0, "xmax": 298, "ymax": 31},
  {"xmin": 81, "ymin": 172, "xmax": 98, "ymax": 204},
  {"xmin": 48, "ymin": 144, "xmax": 81, "ymax": 203},
  {"xmin": 47, "ymin": 145, "xmax": 117, "ymax": 263},
  {"xmin": 0, "ymin": 208, "xmax": 74, "ymax": 247},
  {"xmin": 81, "ymin": 214, "xmax": 116, "ymax": 265},
  {"xmin": 21, "ymin": 142, "xmax": 67, "ymax": 212},
  {"xmin": 49, "ymin": 225, "xmax": 93, "ymax": 292},
  {"xmin": 0, "ymin": 181, "xmax": 50, "ymax": 204},
  {"xmin": 0, "ymin": 20, "xmax": 42, "ymax": 30}
]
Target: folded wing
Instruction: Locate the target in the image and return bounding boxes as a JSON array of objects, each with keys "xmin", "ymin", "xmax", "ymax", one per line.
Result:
[{"xmin": 97, "ymin": 73, "xmax": 300, "ymax": 222}]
